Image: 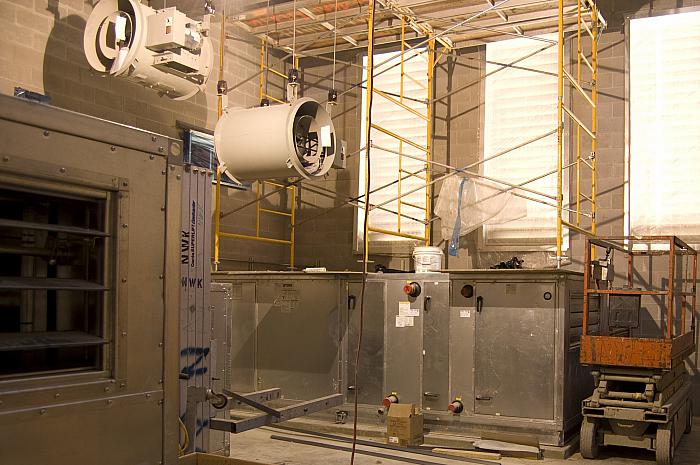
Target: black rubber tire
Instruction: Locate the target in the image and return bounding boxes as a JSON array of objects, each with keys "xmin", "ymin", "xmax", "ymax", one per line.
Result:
[
  {"xmin": 580, "ymin": 416, "xmax": 600, "ymax": 459},
  {"xmin": 656, "ymin": 421, "xmax": 675, "ymax": 465},
  {"xmin": 685, "ymin": 401, "xmax": 693, "ymax": 434}
]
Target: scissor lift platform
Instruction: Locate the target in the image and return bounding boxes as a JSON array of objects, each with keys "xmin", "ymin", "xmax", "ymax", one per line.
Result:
[{"xmin": 578, "ymin": 236, "xmax": 697, "ymax": 465}]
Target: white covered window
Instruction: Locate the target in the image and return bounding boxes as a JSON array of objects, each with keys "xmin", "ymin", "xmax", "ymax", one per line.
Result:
[
  {"xmin": 483, "ymin": 34, "xmax": 566, "ymax": 248},
  {"xmin": 357, "ymin": 49, "xmax": 428, "ymax": 245},
  {"xmin": 629, "ymin": 11, "xmax": 700, "ymax": 237}
]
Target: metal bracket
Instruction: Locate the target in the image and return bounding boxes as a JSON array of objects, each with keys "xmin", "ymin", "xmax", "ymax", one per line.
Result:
[{"xmin": 209, "ymin": 391, "xmax": 343, "ymax": 434}]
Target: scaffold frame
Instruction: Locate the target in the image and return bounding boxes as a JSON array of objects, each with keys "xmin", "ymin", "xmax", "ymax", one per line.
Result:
[{"xmin": 212, "ymin": 0, "xmax": 606, "ymax": 269}]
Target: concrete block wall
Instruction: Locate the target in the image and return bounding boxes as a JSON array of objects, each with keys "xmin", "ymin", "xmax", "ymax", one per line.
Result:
[
  {"xmin": 0, "ymin": 0, "xmax": 291, "ymax": 270},
  {"xmin": 294, "ymin": 57, "xmax": 363, "ymax": 270}
]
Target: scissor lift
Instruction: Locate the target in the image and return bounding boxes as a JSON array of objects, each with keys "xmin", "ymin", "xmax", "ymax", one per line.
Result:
[{"xmin": 578, "ymin": 236, "xmax": 696, "ymax": 465}]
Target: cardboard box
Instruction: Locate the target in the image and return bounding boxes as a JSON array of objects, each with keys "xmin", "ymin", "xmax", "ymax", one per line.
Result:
[
  {"xmin": 179, "ymin": 452, "xmax": 272, "ymax": 465},
  {"xmin": 386, "ymin": 403, "xmax": 424, "ymax": 446}
]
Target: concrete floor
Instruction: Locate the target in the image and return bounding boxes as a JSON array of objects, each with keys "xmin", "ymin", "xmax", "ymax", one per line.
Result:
[{"xmin": 229, "ymin": 420, "xmax": 700, "ymax": 465}]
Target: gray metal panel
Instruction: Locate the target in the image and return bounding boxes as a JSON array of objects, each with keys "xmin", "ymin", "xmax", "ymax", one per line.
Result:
[
  {"xmin": 474, "ymin": 281, "xmax": 556, "ymax": 420},
  {"xmin": 0, "ymin": 391, "xmax": 164, "ymax": 465},
  {"xmin": 0, "ymin": 94, "xmax": 181, "ymax": 158},
  {"xmin": 230, "ymin": 282, "xmax": 258, "ymax": 393},
  {"xmin": 209, "ymin": 283, "xmax": 232, "ymax": 455},
  {"xmin": 0, "ymin": 98, "xmax": 179, "ymax": 464},
  {"xmin": 163, "ymin": 159, "xmax": 183, "ymax": 464},
  {"xmin": 347, "ymin": 280, "xmax": 385, "ymax": 405},
  {"xmin": 382, "ymin": 277, "xmax": 424, "ymax": 406},
  {"xmin": 256, "ymin": 279, "xmax": 342, "ymax": 400},
  {"xmin": 449, "ymin": 278, "xmax": 476, "ymax": 413},
  {"xmin": 421, "ymin": 279, "xmax": 450, "ymax": 410}
]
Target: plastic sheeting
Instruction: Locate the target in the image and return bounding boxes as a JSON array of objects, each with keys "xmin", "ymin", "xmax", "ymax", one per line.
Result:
[{"xmin": 434, "ymin": 176, "xmax": 527, "ymax": 255}]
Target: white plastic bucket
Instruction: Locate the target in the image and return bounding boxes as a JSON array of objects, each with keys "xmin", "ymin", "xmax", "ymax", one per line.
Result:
[{"xmin": 413, "ymin": 246, "xmax": 443, "ymax": 273}]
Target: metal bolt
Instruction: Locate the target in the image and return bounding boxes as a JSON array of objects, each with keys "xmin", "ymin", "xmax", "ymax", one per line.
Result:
[
  {"xmin": 158, "ymin": 399, "xmax": 164, "ymax": 405},
  {"xmin": 176, "ymin": 174, "xmax": 181, "ymax": 180},
  {"xmin": 159, "ymin": 274, "xmax": 164, "ymax": 279},
  {"xmin": 120, "ymin": 383, "xmax": 126, "ymax": 388},
  {"xmin": 2, "ymin": 156, "xmax": 8, "ymax": 162},
  {"xmin": 169, "ymin": 165, "xmax": 175, "ymax": 171},
  {"xmin": 54, "ymin": 393, "xmax": 60, "ymax": 398},
  {"xmin": 159, "ymin": 379, "xmax": 163, "ymax": 384},
  {"xmin": 149, "ymin": 154, "xmax": 155, "ymax": 160},
  {"xmin": 160, "ymin": 206, "xmax": 165, "ymax": 211},
  {"xmin": 121, "ymin": 278, "xmax": 127, "ymax": 283},
  {"xmin": 110, "ymin": 146, "xmax": 116, "ymax": 152},
  {"xmin": 162, "ymin": 170, "xmax": 166, "ymax": 175},
  {"xmin": 158, "ymin": 342, "xmax": 163, "ymax": 347},
  {"xmin": 122, "ymin": 181, "xmax": 128, "ymax": 187},
  {"xmin": 43, "ymin": 130, "xmax": 49, "ymax": 137},
  {"xmin": 158, "ymin": 146, "xmax": 164, "ymax": 153},
  {"xmin": 151, "ymin": 136, "xmax": 157, "ymax": 142},
  {"xmin": 146, "ymin": 393, "xmax": 151, "ymax": 399},
  {"xmin": 104, "ymin": 387, "xmax": 110, "ymax": 392},
  {"xmin": 107, "ymin": 399, "xmax": 113, "ymax": 405},
  {"xmin": 40, "ymin": 409, "xmax": 47, "ymax": 415},
  {"xmin": 121, "ymin": 331, "xmax": 127, "ymax": 337},
  {"xmin": 59, "ymin": 167, "xmax": 66, "ymax": 173},
  {"xmin": 122, "ymin": 223, "xmax": 128, "ymax": 228}
]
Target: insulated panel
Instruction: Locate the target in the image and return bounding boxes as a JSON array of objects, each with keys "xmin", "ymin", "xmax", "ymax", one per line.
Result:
[
  {"xmin": 347, "ymin": 280, "xmax": 386, "ymax": 405},
  {"xmin": 421, "ymin": 279, "xmax": 450, "ymax": 411},
  {"xmin": 255, "ymin": 279, "xmax": 343, "ymax": 400},
  {"xmin": 179, "ymin": 166, "xmax": 213, "ymax": 452},
  {"xmin": 473, "ymin": 281, "xmax": 556, "ymax": 420}
]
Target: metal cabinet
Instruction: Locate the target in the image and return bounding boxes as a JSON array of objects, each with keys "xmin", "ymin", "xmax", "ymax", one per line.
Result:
[
  {"xmin": 372, "ymin": 274, "xmax": 451, "ymax": 409},
  {"xmin": 0, "ymin": 95, "xmax": 182, "ymax": 465},
  {"xmin": 213, "ymin": 272, "xmax": 356, "ymax": 401}
]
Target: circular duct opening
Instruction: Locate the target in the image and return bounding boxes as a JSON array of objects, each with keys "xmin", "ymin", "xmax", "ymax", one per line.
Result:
[
  {"xmin": 84, "ymin": 0, "xmax": 143, "ymax": 75},
  {"xmin": 290, "ymin": 99, "xmax": 335, "ymax": 178}
]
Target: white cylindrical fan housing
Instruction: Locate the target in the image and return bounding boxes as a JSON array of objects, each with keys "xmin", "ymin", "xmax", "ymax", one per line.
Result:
[
  {"xmin": 215, "ymin": 98, "xmax": 337, "ymax": 180},
  {"xmin": 84, "ymin": 0, "xmax": 213, "ymax": 100}
]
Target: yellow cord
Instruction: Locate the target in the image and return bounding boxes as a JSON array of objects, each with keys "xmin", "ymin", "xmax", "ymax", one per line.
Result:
[{"xmin": 178, "ymin": 417, "xmax": 190, "ymax": 456}]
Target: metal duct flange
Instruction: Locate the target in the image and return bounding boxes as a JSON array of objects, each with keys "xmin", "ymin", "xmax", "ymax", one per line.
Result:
[{"xmin": 214, "ymin": 98, "xmax": 337, "ymax": 180}]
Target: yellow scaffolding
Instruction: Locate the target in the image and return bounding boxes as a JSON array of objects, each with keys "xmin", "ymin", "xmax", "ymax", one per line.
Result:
[
  {"xmin": 217, "ymin": 181, "xmax": 297, "ymax": 268},
  {"xmin": 557, "ymin": 0, "xmax": 602, "ymax": 263},
  {"xmin": 365, "ymin": 15, "xmax": 446, "ymax": 245},
  {"xmin": 212, "ymin": 0, "xmax": 604, "ymax": 270}
]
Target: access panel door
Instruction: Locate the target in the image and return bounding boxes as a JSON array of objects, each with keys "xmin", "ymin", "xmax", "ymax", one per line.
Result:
[
  {"xmin": 384, "ymin": 280, "xmax": 423, "ymax": 405},
  {"xmin": 474, "ymin": 281, "xmax": 556, "ymax": 420},
  {"xmin": 347, "ymin": 280, "xmax": 385, "ymax": 404},
  {"xmin": 421, "ymin": 280, "xmax": 450, "ymax": 410}
]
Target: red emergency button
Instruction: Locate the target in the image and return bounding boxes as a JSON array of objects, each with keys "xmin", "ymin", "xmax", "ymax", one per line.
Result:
[{"xmin": 403, "ymin": 282, "xmax": 421, "ymax": 297}]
